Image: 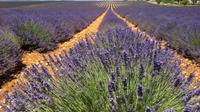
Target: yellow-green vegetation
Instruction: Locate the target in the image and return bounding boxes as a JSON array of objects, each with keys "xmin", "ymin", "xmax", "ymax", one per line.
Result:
[
  {"xmin": 149, "ymin": 0, "xmax": 199, "ymax": 5},
  {"xmin": 191, "ymin": 37, "xmax": 200, "ymax": 48}
]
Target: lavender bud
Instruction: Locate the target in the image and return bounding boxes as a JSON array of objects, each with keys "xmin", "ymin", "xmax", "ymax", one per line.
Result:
[
  {"xmin": 122, "ymin": 50, "xmax": 130, "ymax": 69},
  {"xmin": 153, "ymin": 60, "xmax": 161, "ymax": 76},
  {"xmin": 108, "ymin": 80, "xmax": 117, "ymax": 93},
  {"xmin": 109, "ymin": 97, "xmax": 115, "ymax": 106},
  {"xmin": 183, "ymin": 94, "xmax": 192, "ymax": 104},
  {"xmin": 193, "ymin": 89, "xmax": 200, "ymax": 96},
  {"xmin": 184, "ymin": 107, "xmax": 193, "ymax": 112},
  {"xmin": 116, "ymin": 66, "xmax": 120, "ymax": 76},
  {"xmin": 121, "ymin": 76, "xmax": 127, "ymax": 91},
  {"xmin": 174, "ymin": 76, "xmax": 183, "ymax": 87},
  {"xmin": 98, "ymin": 51, "xmax": 111, "ymax": 72},
  {"xmin": 111, "ymin": 72, "xmax": 116, "ymax": 81},
  {"xmin": 186, "ymin": 72, "xmax": 195, "ymax": 84},
  {"xmin": 40, "ymin": 66, "xmax": 52, "ymax": 79},
  {"xmin": 145, "ymin": 106, "xmax": 151, "ymax": 112},
  {"xmin": 139, "ymin": 64, "xmax": 144, "ymax": 80},
  {"xmin": 43, "ymin": 81, "xmax": 51, "ymax": 91},
  {"xmin": 108, "ymin": 81, "xmax": 113, "ymax": 93},
  {"xmin": 166, "ymin": 108, "xmax": 174, "ymax": 112},
  {"xmin": 137, "ymin": 83, "xmax": 144, "ymax": 97}
]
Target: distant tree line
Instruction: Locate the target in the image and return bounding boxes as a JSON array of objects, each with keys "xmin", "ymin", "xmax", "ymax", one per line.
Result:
[
  {"xmin": 154, "ymin": 0, "xmax": 200, "ymax": 5},
  {"xmin": 123, "ymin": 0, "xmax": 200, "ymax": 5}
]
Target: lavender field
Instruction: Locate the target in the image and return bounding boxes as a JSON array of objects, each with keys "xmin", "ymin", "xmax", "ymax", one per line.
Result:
[
  {"xmin": 116, "ymin": 1, "xmax": 200, "ymax": 62},
  {"xmin": 0, "ymin": 1, "xmax": 199, "ymax": 112}
]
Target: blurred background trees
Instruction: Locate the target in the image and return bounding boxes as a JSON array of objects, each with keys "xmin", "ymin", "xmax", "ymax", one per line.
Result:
[
  {"xmin": 124, "ymin": 0, "xmax": 200, "ymax": 5},
  {"xmin": 153, "ymin": 0, "xmax": 200, "ymax": 5}
]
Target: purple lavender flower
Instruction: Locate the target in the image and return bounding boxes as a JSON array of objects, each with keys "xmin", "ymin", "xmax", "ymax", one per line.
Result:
[
  {"xmin": 166, "ymin": 108, "xmax": 175, "ymax": 112},
  {"xmin": 121, "ymin": 76, "xmax": 128, "ymax": 91},
  {"xmin": 186, "ymin": 72, "xmax": 195, "ymax": 84},
  {"xmin": 111, "ymin": 72, "xmax": 116, "ymax": 81},
  {"xmin": 122, "ymin": 50, "xmax": 130, "ymax": 70},
  {"xmin": 116, "ymin": 2, "xmax": 200, "ymax": 62},
  {"xmin": 174, "ymin": 76, "xmax": 183, "ymax": 87},
  {"xmin": 108, "ymin": 80, "xmax": 117, "ymax": 93},
  {"xmin": 116, "ymin": 66, "xmax": 120, "ymax": 76},
  {"xmin": 139, "ymin": 64, "xmax": 144, "ymax": 80},
  {"xmin": 145, "ymin": 106, "xmax": 151, "ymax": 112},
  {"xmin": 137, "ymin": 83, "xmax": 144, "ymax": 97},
  {"xmin": 192, "ymin": 89, "xmax": 200, "ymax": 96},
  {"xmin": 98, "ymin": 51, "xmax": 111, "ymax": 72},
  {"xmin": 183, "ymin": 94, "xmax": 192, "ymax": 104},
  {"xmin": 184, "ymin": 107, "xmax": 193, "ymax": 112},
  {"xmin": 153, "ymin": 60, "xmax": 161, "ymax": 76}
]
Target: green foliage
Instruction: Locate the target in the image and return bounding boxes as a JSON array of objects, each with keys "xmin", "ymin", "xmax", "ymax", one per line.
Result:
[
  {"xmin": 153, "ymin": 0, "xmax": 194, "ymax": 5},
  {"xmin": 4, "ymin": 31, "xmax": 21, "ymax": 47},
  {"xmin": 191, "ymin": 37, "xmax": 200, "ymax": 48},
  {"xmin": 162, "ymin": 0, "xmax": 174, "ymax": 4},
  {"xmin": 180, "ymin": 0, "xmax": 190, "ymax": 5},
  {"xmin": 34, "ymin": 55, "xmax": 184, "ymax": 112},
  {"xmin": 13, "ymin": 21, "xmax": 52, "ymax": 51},
  {"xmin": 155, "ymin": 0, "xmax": 162, "ymax": 4},
  {"xmin": 0, "ymin": 48, "xmax": 10, "ymax": 57},
  {"xmin": 0, "ymin": 31, "xmax": 19, "ymax": 56},
  {"xmin": 191, "ymin": 0, "xmax": 198, "ymax": 4},
  {"xmin": 18, "ymin": 21, "xmax": 49, "ymax": 42}
]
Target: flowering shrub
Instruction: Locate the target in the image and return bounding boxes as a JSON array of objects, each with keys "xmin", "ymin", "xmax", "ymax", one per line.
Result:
[
  {"xmin": 13, "ymin": 21, "xmax": 51, "ymax": 51},
  {"xmin": 0, "ymin": 31, "xmax": 23, "ymax": 78},
  {"xmin": 1, "ymin": 28, "xmax": 198, "ymax": 112}
]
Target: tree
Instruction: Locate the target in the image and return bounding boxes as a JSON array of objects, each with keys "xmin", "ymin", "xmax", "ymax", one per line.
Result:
[
  {"xmin": 155, "ymin": 0, "xmax": 162, "ymax": 4},
  {"xmin": 175, "ymin": 0, "xmax": 182, "ymax": 4},
  {"xmin": 191, "ymin": 0, "xmax": 198, "ymax": 4}
]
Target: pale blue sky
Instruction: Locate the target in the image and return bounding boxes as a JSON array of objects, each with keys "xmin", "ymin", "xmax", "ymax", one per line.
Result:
[{"xmin": 0, "ymin": 0, "xmax": 108, "ymax": 2}]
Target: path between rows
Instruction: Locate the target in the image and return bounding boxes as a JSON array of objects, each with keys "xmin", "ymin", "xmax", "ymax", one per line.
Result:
[
  {"xmin": 0, "ymin": 8, "xmax": 108, "ymax": 101},
  {"xmin": 111, "ymin": 4, "xmax": 200, "ymax": 85}
]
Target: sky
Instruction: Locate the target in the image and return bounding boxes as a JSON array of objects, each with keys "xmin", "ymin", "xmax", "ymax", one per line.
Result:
[
  {"xmin": 0, "ymin": 0, "xmax": 96, "ymax": 1},
  {"xmin": 0, "ymin": 0, "xmax": 106, "ymax": 2},
  {"xmin": 0, "ymin": 0, "xmax": 70, "ymax": 2}
]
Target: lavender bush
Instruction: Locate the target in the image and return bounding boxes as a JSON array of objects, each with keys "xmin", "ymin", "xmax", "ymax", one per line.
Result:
[
  {"xmin": 0, "ymin": 2, "xmax": 105, "ymax": 79},
  {"xmin": 0, "ymin": 2, "xmax": 105, "ymax": 52},
  {"xmin": 0, "ymin": 30, "xmax": 23, "ymax": 78},
  {"xmin": 13, "ymin": 20, "xmax": 52, "ymax": 51},
  {"xmin": 115, "ymin": 1, "xmax": 200, "ymax": 62},
  {"xmin": 99, "ymin": 9, "xmax": 128, "ymax": 32},
  {"xmin": 1, "ymin": 28, "xmax": 199, "ymax": 112}
]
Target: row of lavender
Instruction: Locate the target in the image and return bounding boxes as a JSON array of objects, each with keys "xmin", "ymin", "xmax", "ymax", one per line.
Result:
[
  {"xmin": 1, "ymin": 27, "xmax": 199, "ymax": 112},
  {"xmin": 98, "ymin": 9, "xmax": 128, "ymax": 32},
  {"xmin": 0, "ymin": 2, "xmax": 105, "ymax": 78},
  {"xmin": 115, "ymin": 1, "xmax": 200, "ymax": 62}
]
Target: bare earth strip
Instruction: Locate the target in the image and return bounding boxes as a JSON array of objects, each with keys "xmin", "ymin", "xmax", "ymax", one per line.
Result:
[{"xmin": 0, "ymin": 8, "xmax": 108, "ymax": 101}]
